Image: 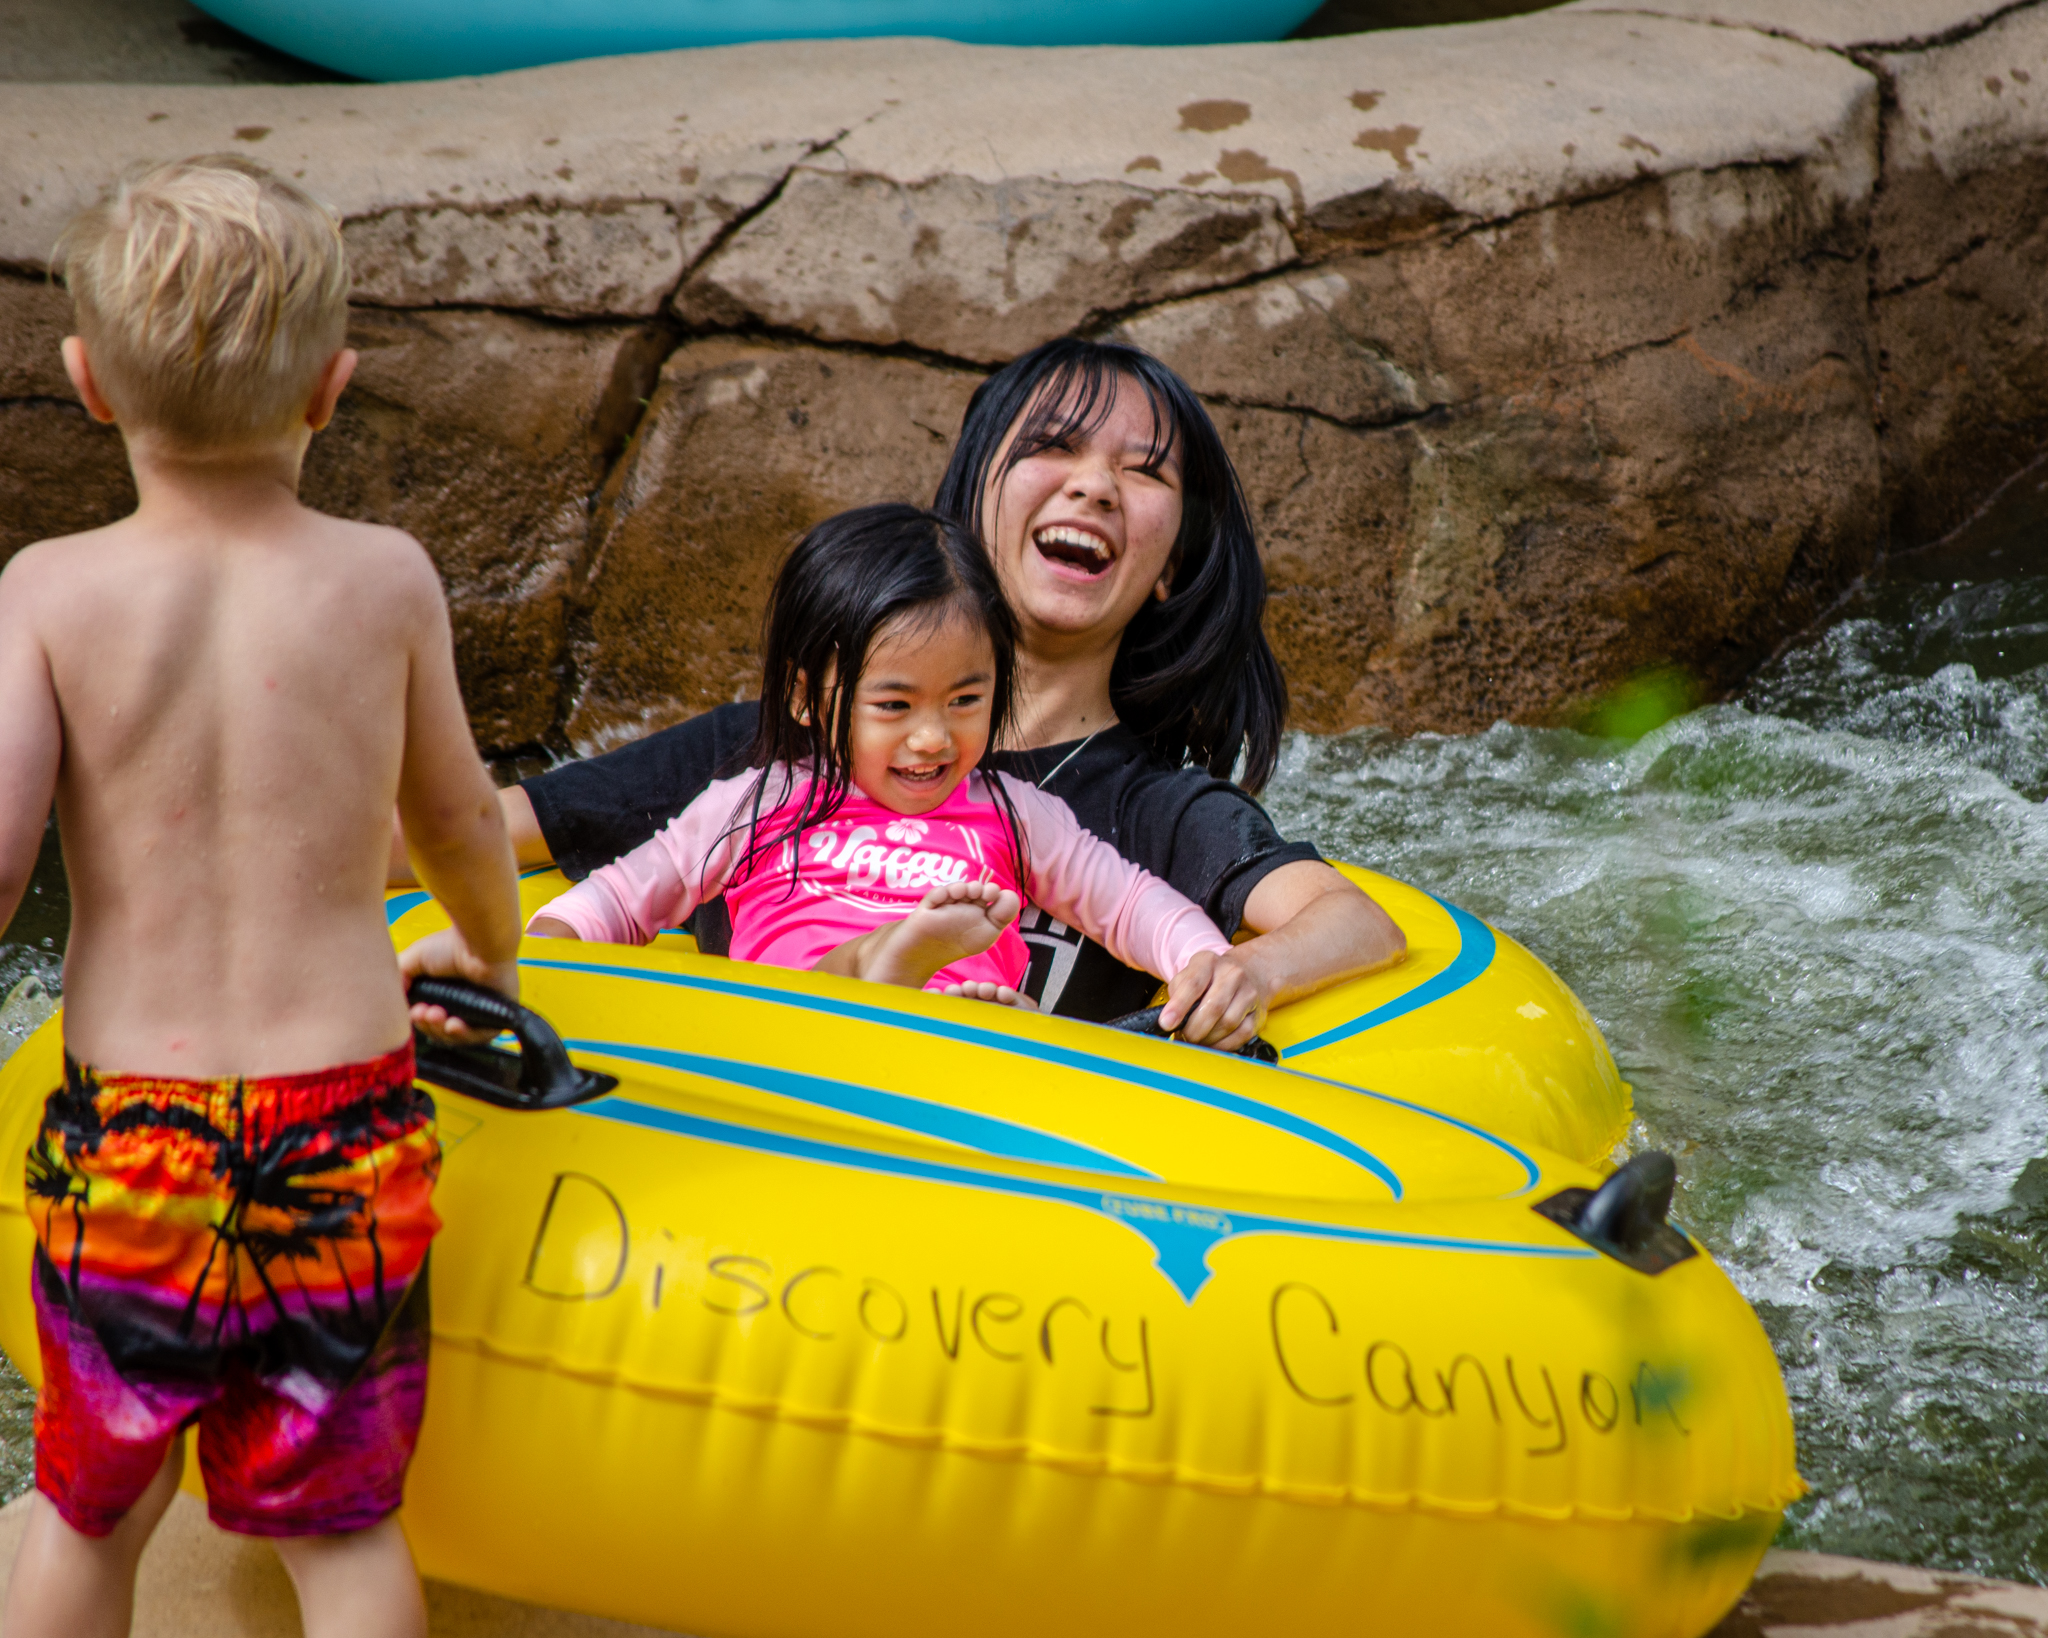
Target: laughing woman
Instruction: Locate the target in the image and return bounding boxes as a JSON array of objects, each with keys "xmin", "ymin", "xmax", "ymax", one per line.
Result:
[{"xmin": 407, "ymin": 339, "xmax": 1404, "ymax": 1046}]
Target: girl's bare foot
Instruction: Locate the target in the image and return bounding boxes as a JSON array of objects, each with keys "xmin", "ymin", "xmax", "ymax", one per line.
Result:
[{"xmin": 833, "ymin": 877, "xmax": 1021, "ymax": 991}]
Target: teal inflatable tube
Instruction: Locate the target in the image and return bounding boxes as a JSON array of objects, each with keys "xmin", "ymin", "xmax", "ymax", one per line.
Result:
[{"xmin": 194, "ymin": 0, "xmax": 1325, "ymax": 82}]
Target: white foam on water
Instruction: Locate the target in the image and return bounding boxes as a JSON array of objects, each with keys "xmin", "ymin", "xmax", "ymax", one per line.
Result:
[
  {"xmin": 0, "ymin": 976, "xmax": 55, "ymax": 1069},
  {"xmin": 1265, "ymin": 570, "xmax": 2048, "ymax": 1578}
]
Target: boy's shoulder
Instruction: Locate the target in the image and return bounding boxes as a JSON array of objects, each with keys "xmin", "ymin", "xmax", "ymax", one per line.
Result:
[
  {"xmin": 311, "ymin": 514, "xmax": 441, "ymax": 592},
  {"xmin": 283, "ymin": 518, "xmax": 450, "ymax": 661},
  {"xmin": 294, "ymin": 509, "xmax": 432, "ymax": 567},
  {"xmin": 0, "ymin": 521, "xmax": 130, "ymax": 613},
  {"xmin": 2, "ymin": 512, "xmax": 440, "ymax": 608}
]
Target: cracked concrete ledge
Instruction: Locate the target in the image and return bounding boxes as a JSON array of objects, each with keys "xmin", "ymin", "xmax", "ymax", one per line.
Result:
[
  {"xmin": 2, "ymin": 1, "xmax": 2042, "ymax": 747},
  {"xmin": 1556, "ymin": 0, "xmax": 2039, "ymax": 53},
  {"xmin": 0, "ymin": 20, "xmax": 1879, "ymax": 321}
]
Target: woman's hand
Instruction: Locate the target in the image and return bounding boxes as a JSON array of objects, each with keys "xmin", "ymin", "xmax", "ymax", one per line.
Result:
[
  {"xmin": 1158, "ymin": 949, "xmax": 1268, "ymax": 1052},
  {"xmin": 1232, "ymin": 862, "xmax": 1406, "ymax": 1003},
  {"xmin": 398, "ymin": 926, "xmax": 522, "ymax": 1045},
  {"xmin": 1156, "ymin": 864, "xmax": 1408, "ymax": 1052}
]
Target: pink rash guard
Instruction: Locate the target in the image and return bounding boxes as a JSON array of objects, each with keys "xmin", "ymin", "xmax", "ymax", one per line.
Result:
[{"xmin": 532, "ymin": 767, "xmax": 1233, "ymax": 993}]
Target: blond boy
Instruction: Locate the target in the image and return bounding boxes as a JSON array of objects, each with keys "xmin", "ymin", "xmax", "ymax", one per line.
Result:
[{"xmin": 0, "ymin": 155, "xmax": 520, "ymax": 1638}]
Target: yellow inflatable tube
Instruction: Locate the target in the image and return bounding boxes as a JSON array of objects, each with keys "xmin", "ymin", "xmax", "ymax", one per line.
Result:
[
  {"xmin": 449, "ymin": 863, "xmax": 1635, "ymax": 1165},
  {"xmin": 0, "ymin": 868, "xmax": 1796, "ymax": 1637}
]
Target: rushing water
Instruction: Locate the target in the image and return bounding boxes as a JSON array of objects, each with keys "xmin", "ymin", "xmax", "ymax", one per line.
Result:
[
  {"xmin": 1263, "ymin": 479, "xmax": 2048, "ymax": 1581},
  {"xmin": 1, "ymin": 493, "xmax": 2045, "ymax": 1578}
]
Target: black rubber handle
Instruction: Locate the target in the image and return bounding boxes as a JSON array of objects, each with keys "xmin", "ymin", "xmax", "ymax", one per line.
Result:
[
  {"xmin": 410, "ymin": 975, "xmax": 525, "ymax": 1038},
  {"xmin": 1105, "ymin": 1003, "xmax": 1280, "ymax": 1065},
  {"xmin": 407, "ymin": 976, "xmax": 616, "ymax": 1110},
  {"xmin": 1532, "ymin": 1149, "xmax": 1696, "ymax": 1275},
  {"xmin": 1576, "ymin": 1150, "xmax": 1678, "ymax": 1251}
]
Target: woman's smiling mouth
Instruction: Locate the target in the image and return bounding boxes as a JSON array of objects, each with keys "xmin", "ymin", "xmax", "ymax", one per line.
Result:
[{"xmin": 1033, "ymin": 524, "xmax": 1113, "ymax": 576}]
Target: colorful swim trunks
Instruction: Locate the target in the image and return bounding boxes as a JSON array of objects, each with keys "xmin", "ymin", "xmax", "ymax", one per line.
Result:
[{"xmin": 26, "ymin": 1042, "xmax": 439, "ymax": 1537}]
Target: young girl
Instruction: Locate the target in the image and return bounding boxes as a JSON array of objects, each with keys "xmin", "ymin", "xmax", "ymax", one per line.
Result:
[{"xmin": 528, "ymin": 504, "xmax": 1246, "ymax": 1019}]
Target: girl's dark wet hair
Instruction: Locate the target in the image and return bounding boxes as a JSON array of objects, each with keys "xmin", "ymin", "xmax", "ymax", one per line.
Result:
[
  {"xmin": 735, "ymin": 502, "xmax": 1023, "ymax": 881},
  {"xmin": 933, "ymin": 338, "xmax": 1287, "ymax": 792}
]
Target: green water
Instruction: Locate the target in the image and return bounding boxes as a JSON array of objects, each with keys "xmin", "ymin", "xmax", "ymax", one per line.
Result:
[
  {"xmin": 1261, "ymin": 484, "xmax": 2048, "ymax": 1580},
  {"xmin": 1, "ymin": 494, "xmax": 2045, "ymax": 1575}
]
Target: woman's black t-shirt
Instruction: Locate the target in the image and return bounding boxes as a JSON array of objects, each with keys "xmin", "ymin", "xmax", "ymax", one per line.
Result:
[{"xmin": 521, "ymin": 702, "xmax": 1321, "ymax": 1022}]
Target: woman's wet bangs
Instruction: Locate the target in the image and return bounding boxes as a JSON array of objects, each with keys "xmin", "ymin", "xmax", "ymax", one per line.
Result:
[{"xmin": 999, "ymin": 352, "xmax": 1178, "ymax": 484}]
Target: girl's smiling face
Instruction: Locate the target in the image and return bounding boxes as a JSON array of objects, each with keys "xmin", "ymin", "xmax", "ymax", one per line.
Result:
[
  {"xmin": 982, "ymin": 377, "xmax": 1184, "ymax": 647},
  {"xmin": 843, "ymin": 607, "xmax": 997, "ymax": 815}
]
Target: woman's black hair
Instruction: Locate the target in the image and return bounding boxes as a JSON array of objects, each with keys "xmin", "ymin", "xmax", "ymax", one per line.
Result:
[
  {"xmin": 733, "ymin": 502, "xmax": 1024, "ymax": 884},
  {"xmin": 932, "ymin": 338, "xmax": 1288, "ymax": 792}
]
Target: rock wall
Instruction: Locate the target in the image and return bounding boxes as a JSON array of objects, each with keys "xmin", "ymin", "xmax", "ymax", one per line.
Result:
[
  {"xmin": 1, "ymin": 4, "xmax": 2042, "ymax": 754},
  {"xmin": 1563, "ymin": 0, "xmax": 2048, "ymax": 603}
]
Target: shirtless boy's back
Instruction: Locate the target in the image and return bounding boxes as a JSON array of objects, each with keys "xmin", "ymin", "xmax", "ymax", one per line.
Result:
[
  {"xmin": 9, "ymin": 494, "xmax": 490, "ymax": 1078},
  {"xmin": 0, "ymin": 156, "xmax": 519, "ymax": 1638}
]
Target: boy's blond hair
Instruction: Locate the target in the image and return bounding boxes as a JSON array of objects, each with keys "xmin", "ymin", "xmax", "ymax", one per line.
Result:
[{"xmin": 55, "ymin": 155, "xmax": 349, "ymax": 446}]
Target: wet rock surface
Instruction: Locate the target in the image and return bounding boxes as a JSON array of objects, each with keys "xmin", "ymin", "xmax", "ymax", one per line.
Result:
[
  {"xmin": 1872, "ymin": 5, "xmax": 2048, "ymax": 548},
  {"xmin": 1116, "ymin": 151, "xmax": 1884, "ymax": 726},
  {"xmin": 301, "ymin": 308, "xmax": 669, "ymax": 747},
  {"xmin": 0, "ymin": 272, "xmax": 135, "ymax": 558},
  {"xmin": 1706, "ymin": 1550, "xmax": 2048, "ymax": 1636},
  {"xmin": 1, "ymin": 4, "xmax": 2042, "ymax": 751},
  {"xmin": 1573, "ymin": 0, "xmax": 2048, "ymax": 570},
  {"xmin": 566, "ymin": 339, "xmax": 981, "ymax": 748}
]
